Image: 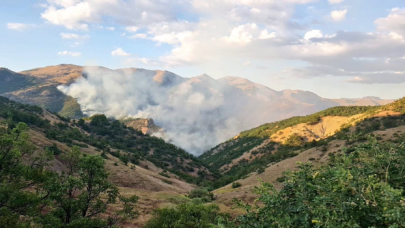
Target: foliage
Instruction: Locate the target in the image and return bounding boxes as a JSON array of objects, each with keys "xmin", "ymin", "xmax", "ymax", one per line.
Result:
[
  {"xmin": 187, "ymin": 188, "xmax": 214, "ymax": 203},
  {"xmin": 231, "ymin": 182, "xmax": 241, "ymax": 188},
  {"xmin": 200, "ymin": 137, "xmax": 265, "ymax": 170},
  {"xmin": 41, "ymin": 113, "xmax": 211, "ymax": 184},
  {"xmin": 58, "ymin": 96, "xmax": 84, "ymax": 119},
  {"xmin": 233, "ymin": 138, "xmax": 405, "ymax": 227},
  {"xmin": 385, "ymin": 97, "xmax": 405, "ymax": 113},
  {"xmin": 283, "ymin": 133, "xmax": 303, "ymax": 146},
  {"xmin": 40, "ymin": 147, "xmax": 138, "ymax": 227},
  {"xmin": 0, "ymin": 122, "xmax": 52, "ymax": 227},
  {"xmin": 0, "ymin": 122, "xmax": 138, "ymax": 227},
  {"xmin": 45, "ymin": 143, "xmax": 62, "ymax": 155},
  {"xmin": 144, "ymin": 203, "xmax": 226, "ymax": 228},
  {"xmin": 0, "ymin": 96, "xmax": 50, "ymax": 129}
]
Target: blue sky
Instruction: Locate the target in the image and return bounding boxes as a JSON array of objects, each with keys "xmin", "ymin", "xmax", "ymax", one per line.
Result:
[{"xmin": 1, "ymin": 0, "xmax": 405, "ymax": 99}]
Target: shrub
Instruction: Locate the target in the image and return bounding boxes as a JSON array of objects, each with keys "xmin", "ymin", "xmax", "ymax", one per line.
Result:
[
  {"xmin": 144, "ymin": 203, "xmax": 225, "ymax": 228},
  {"xmin": 233, "ymin": 138, "xmax": 405, "ymax": 227},
  {"xmin": 257, "ymin": 167, "xmax": 265, "ymax": 174},
  {"xmin": 159, "ymin": 171, "xmax": 171, "ymax": 178},
  {"xmin": 187, "ymin": 188, "xmax": 214, "ymax": 202},
  {"xmin": 45, "ymin": 143, "xmax": 62, "ymax": 155},
  {"xmin": 232, "ymin": 182, "xmax": 242, "ymax": 188},
  {"xmin": 284, "ymin": 133, "xmax": 303, "ymax": 146}
]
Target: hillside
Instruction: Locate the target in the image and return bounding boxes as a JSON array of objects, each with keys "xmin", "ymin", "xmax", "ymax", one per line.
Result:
[
  {"xmin": 2, "ymin": 94, "xmax": 405, "ymax": 227},
  {"xmin": 200, "ymin": 98, "xmax": 405, "ymax": 188},
  {"xmin": 19, "ymin": 64, "xmax": 83, "ymax": 84},
  {"xmin": 0, "ymin": 66, "xmax": 84, "ymax": 118},
  {"xmin": 0, "ymin": 67, "xmax": 38, "ymax": 94},
  {"xmin": 0, "ymin": 96, "xmax": 215, "ymax": 227}
]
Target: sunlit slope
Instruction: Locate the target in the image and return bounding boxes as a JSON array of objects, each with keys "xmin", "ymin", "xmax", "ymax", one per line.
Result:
[{"xmin": 200, "ymin": 98, "xmax": 405, "ymax": 188}]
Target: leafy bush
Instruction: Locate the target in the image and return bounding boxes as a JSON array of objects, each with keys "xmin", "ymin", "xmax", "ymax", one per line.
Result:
[
  {"xmin": 187, "ymin": 188, "xmax": 214, "ymax": 202},
  {"xmin": 144, "ymin": 203, "xmax": 226, "ymax": 228},
  {"xmin": 284, "ymin": 133, "xmax": 303, "ymax": 146},
  {"xmin": 257, "ymin": 167, "xmax": 265, "ymax": 174},
  {"xmin": 233, "ymin": 138, "xmax": 405, "ymax": 227},
  {"xmin": 45, "ymin": 143, "xmax": 62, "ymax": 155},
  {"xmin": 159, "ymin": 171, "xmax": 171, "ymax": 178},
  {"xmin": 232, "ymin": 182, "xmax": 242, "ymax": 188},
  {"xmin": 0, "ymin": 123, "xmax": 138, "ymax": 227}
]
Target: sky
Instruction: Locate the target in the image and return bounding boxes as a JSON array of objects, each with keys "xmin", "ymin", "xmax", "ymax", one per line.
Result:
[{"xmin": 1, "ymin": 0, "xmax": 405, "ymax": 99}]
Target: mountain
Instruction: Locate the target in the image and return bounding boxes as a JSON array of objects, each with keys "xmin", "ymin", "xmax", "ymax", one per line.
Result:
[
  {"xmin": 0, "ymin": 65, "xmax": 84, "ymax": 117},
  {"xmin": 1, "ymin": 64, "xmax": 395, "ymax": 155},
  {"xmin": 20, "ymin": 64, "xmax": 83, "ymax": 84},
  {"xmin": 0, "ymin": 67, "xmax": 37, "ymax": 94},
  {"xmin": 332, "ymin": 97, "xmax": 393, "ymax": 106}
]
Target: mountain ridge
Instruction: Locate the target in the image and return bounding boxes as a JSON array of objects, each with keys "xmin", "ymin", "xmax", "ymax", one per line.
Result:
[{"xmin": 0, "ymin": 64, "xmax": 396, "ymax": 155}]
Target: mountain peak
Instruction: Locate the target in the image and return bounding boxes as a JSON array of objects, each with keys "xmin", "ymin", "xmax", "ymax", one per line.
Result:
[
  {"xmin": 362, "ymin": 96, "xmax": 382, "ymax": 100},
  {"xmin": 196, "ymin": 73, "xmax": 214, "ymax": 79}
]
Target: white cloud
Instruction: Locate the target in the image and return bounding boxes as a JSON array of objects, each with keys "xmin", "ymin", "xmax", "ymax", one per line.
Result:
[
  {"xmin": 125, "ymin": 57, "xmax": 160, "ymax": 65},
  {"xmin": 331, "ymin": 9, "xmax": 347, "ymax": 21},
  {"xmin": 60, "ymin": 33, "xmax": 89, "ymax": 39},
  {"xmin": 328, "ymin": 0, "xmax": 344, "ymax": 4},
  {"xmin": 129, "ymin": 33, "xmax": 148, "ymax": 39},
  {"xmin": 258, "ymin": 30, "xmax": 276, "ymax": 40},
  {"xmin": 375, "ymin": 8, "xmax": 405, "ymax": 36},
  {"xmin": 7, "ymin": 23, "xmax": 34, "ymax": 31},
  {"xmin": 106, "ymin": 26, "xmax": 115, "ymax": 31},
  {"xmin": 41, "ymin": 0, "xmax": 179, "ymax": 30},
  {"xmin": 304, "ymin": 29, "xmax": 323, "ymax": 40},
  {"xmin": 224, "ymin": 23, "xmax": 258, "ymax": 44},
  {"xmin": 71, "ymin": 41, "xmax": 81, "ymax": 47},
  {"xmin": 58, "ymin": 51, "xmax": 82, "ymax": 57},
  {"xmin": 40, "ymin": 1, "xmax": 405, "ymax": 87},
  {"xmin": 125, "ymin": 26, "xmax": 138, "ymax": 33},
  {"xmin": 111, "ymin": 48, "xmax": 130, "ymax": 56},
  {"xmin": 242, "ymin": 61, "xmax": 251, "ymax": 66}
]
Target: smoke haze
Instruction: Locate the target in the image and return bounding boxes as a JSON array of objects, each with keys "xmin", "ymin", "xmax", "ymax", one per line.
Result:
[{"xmin": 58, "ymin": 66, "xmax": 357, "ymax": 155}]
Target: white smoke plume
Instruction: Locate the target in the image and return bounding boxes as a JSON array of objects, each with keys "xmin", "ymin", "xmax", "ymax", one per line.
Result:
[{"xmin": 58, "ymin": 66, "xmax": 335, "ymax": 155}]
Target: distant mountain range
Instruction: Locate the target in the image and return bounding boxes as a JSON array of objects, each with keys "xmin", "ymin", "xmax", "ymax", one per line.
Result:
[{"xmin": 0, "ymin": 64, "xmax": 394, "ymax": 154}]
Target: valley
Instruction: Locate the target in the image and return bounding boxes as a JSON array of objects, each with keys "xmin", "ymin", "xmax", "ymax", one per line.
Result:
[{"xmin": 1, "ymin": 65, "xmax": 405, "ymax": 227}]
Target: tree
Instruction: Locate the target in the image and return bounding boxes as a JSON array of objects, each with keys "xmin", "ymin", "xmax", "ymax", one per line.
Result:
[
  {"xmin": 187, "ymin": 188, "xmax": 214, "ymax": 203},
  {"xmin": 233, "ymin": 138, "xmax": 405, "ymax": 227},
  {"xmin": 40, "ymin": 147, "xmax": 138, "ymax": 227},
  {"xmin": 90, "ymin": 115, "xmax": 109, "ymax": 127},
  {"xmin": 144, "ymin": 203, "xmax": 225, "ymax": 228},
  {"xmin": 0, "ymin": 122, "xmax": 52, "ymax": 227},
  {"xmin": 284, "ymin": 133, "xmax": 303, "ymax": 147}
]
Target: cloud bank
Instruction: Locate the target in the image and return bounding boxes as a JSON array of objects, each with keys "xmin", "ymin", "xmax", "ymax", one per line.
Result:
[{"xmin": 40, "ymin": 1, "xmax": 405, "ymax": 85}]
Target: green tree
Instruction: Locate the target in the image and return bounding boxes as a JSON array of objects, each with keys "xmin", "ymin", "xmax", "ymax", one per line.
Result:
[
  {"xmin": 187, "ymin": 188, "xmax": 214, "ymax": 203},
  {"xmin": 233, "ymin": 138, "xmax": 405, "ymax": 227},
  {"xmin": 144, "ymin": 203, "xmax": 225, "ymax": 228},
  {"xmin": 40, "ymin": 147, "xmax": 138, "ymax": 227},
  {"xmin": 90, "ymin": 115, "xmax": 109, "ymax": 127},
  {"xmin": 0, "ymin": 122, "xmax": 52, "ymax": 227}
]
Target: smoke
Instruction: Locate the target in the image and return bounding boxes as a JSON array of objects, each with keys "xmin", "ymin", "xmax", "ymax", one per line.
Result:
[{"xmin": 58, "ymin": 66, "xmax": 322, "ymax": 155}]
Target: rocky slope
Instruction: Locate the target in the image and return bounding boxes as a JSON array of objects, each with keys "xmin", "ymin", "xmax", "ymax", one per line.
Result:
[{"xmin": 121, "ymin": 118, "xmax": 163, "ymax": 135}]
